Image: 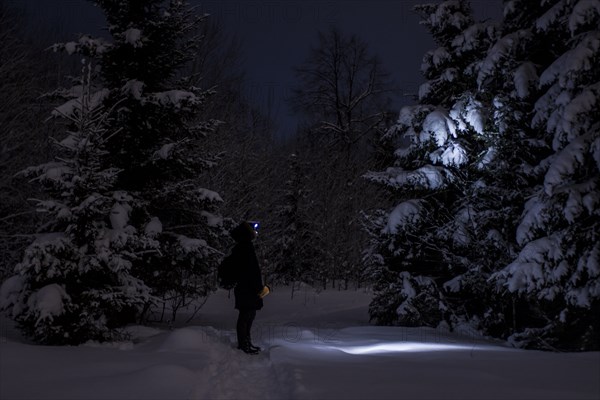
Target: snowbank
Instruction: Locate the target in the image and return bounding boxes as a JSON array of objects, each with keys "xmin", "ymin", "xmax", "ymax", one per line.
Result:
[{"xmin": 1, "ymin": 286, "xmax": 598, "ymax": 400}]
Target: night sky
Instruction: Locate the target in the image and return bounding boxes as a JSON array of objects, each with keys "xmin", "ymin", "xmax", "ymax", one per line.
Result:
[{"xmin": 8, "ymin": 0, "xmax": 503, "ymax": 137}]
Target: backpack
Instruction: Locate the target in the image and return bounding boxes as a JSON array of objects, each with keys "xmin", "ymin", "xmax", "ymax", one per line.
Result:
[{"xmin": 217, "ymin": 253, "xmax": 239, "ymax": 290}]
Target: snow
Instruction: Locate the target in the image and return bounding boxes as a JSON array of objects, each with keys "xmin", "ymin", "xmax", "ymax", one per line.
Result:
[
  {"xmin": 517, "ymin": 195, "xmax": 550, "ymax": 245},
  {"xmin": 0, "ymin": 276, "xmax": 24, "ymax": 311},
  {"xmin": 477, "ymin": 33, "xmax": 517, "ymax": 88},
  {"xmin": 441, "ymin": 142, "xmax": 468, "ymax": 166},
  {"xmin": 536, "ymin": 0, "xmax": 568, "ymax": 32},
  {"xmin": 451, "ymin": 22, "xmax": 498, "ymax": 53},
  {"xmin": 465, "ymin": 99, "xmax": 485, "ymax": 134},
  {"xmin": 440, "ymin": 67, "xmax": 458, "ymax": 83},
  {"xmin": 544, "ymin": 134, "xmax": 588, "ymax": 196},
  {"xmin": 52, "ymin": 88, "xmax": 110, "ymax": 118},
  {"xmin": 495, "ymin": 236, "xmax": 566, "ymax": 295},
  {"xmin": 562, "ymin": 82, "xmax": 600, "ymax": 137},
  {"xmin": 384, "ymin": 200, "xmax": 423, "ymax": 234},
  {"xmin": 593, "ymin": 136, "xmax": 600, "ymax": 169},
  {"xmin": 64, "ymin": 41, "xmax": 77, "ymax": 55},
  {"xmin": 124, "ymin": 28, "xmax": 143, "ymax": 47},
  {"xmin": 431, "ymin": 47, "xmax": 451, "ymax": 67},
  {"xmin": 503, "ymin": 0, "xmax": 516, "ymax": 18},
  {"xmin": 565, "ymin": 189, "xmax": 584, "ymax": 223},
  {"xmin": 513, "ymin": 62, "xmax": 538, "ymax": 99},
  {"xmin": 569, "ymin": 0, "xmax": 600, "ymax": 34},
  {"xmin": 380, "ymin": 165, "xmax": 449, "ymax": 190},
  {"xmin": 27, "ymin": 284, "xmax": 69, "ymax": 321},
  {"xmin": 413, "ymin": 164, "xmax": 449, "ymax": 188},
  {"xmin": 197, "ymin": 188, "xmax": 223, "ymax": 203},
  {"xmin": 1, "ymin": 286, "xmax": 598, "ymax": 400},
  {"xmin": 201, "ymin": 211, "xmax": 223, "ymax": 227},
  {"xmin": 418, "ymin": 81, "xmax": 431, "ymax": 101},
  {"xmin": 539, "ymin": 31, "xmax": 600, "ymax": 88},
  {"xmin": 122, "ymin": 79, "xmax": 144, "ymax": 100},
  {"xmin": 421, "ymin": 109, "xmax": 456, "ymax": 146},
  {"xmin": 422, "ymin": 0, "xmax": 470, "ymax": 33},
  {"xmin": 177, "ymin": 235, "xmax": 208, "ymax": 254},
  {"xmin": 24, "ymin": 162, "xmax": 72, "ymax": 184},
  {"xmin": 77, "ymin": 35, "xmax": 111, "ymax": 54},
  {"xmin": 145, "ymin": 217, "xmax": 163, "ymax": 237},
  {"xmin": 110, "ymin": 202, "xmax": 131, "ymax": 230},
  {"xmin": 154, "ymin": 143, "xmax": 175, "ymax": 160},
  {"xmin": 152, "ymin": 90, "xmax": 198, "ymax": 108},
  {"xmin": 443, "ymin": 275, "xmax": 462, "ymax": 293},
  {"xmin": 477, "ymin": 146, "xmax": 497, "ymax": 169},
  {"xmin": 581, "ymin": 243, "xmax": 600, "ymax": 278}
]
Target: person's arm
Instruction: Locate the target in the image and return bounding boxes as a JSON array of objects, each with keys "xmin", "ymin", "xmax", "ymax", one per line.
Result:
[{"xmin": 250, "ymin": 245, "xmax": 264, "ymax": 293}]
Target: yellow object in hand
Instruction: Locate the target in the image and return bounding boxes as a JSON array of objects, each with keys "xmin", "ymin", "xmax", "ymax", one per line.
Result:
[{"xmin": 259, "ymin": 286, "xmax": 270, "ymax": 299}]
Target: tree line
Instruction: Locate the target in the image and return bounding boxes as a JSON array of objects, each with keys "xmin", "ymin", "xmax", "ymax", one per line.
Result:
[{"xmin": 0, "ymin": 0, "xmax": 598, "ymax": 351}]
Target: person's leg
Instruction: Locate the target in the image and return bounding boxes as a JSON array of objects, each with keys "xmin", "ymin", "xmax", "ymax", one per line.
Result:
[
  {"xmin": 236, "ymin": 309, "xmax": 257, "ymax": 353},
  {"xmin": 236, "ymin": 309, "xmax": 248, "ymax": 347},
  {"xmin": 245, "ymin": 310, "xmax": 258, "ymax": 349}
]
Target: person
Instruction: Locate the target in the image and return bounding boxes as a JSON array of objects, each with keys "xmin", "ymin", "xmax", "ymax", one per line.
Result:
[{"xmin": 229, "ymin": 221, "xmax": 267, "ymax": 354}]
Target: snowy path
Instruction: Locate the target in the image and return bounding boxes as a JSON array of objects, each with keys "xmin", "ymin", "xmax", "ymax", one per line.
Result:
[
  {"xmin": 265, "ymin": 327, "xmax": 600, "ymax": 400},
  {"xmin": 1, "ymin": 287, "xmax": 599, "ymax": 399},
  {"xmin": 184, "ymin": 327, "xmax": 290, "ymax": 400}
]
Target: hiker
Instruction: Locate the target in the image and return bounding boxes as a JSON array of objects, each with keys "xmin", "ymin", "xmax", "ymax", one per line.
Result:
[{"xmin": 229, "ymin": 221, "xmax": 269, "ymax": 354}]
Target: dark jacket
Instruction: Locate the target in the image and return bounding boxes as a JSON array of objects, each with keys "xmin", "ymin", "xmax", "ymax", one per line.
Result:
[{"xmin": 230, "ymin": 222, "xmax": 264, "ymax": 310}]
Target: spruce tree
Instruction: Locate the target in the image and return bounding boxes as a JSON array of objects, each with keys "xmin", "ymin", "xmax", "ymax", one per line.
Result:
[
  {"xmin": 364, "ymin": 0, "xmax": 489, "ymax": 326},
  {"xmin": 0, "ymin": 0, "xmax": 224, "ymax": 343},
  {"xmin": 365, "ymin": 0, "xmax": 599, "ymax": 350},
  {"xmin": 271, "ymin": 153, "xmax": 325, "ymax": 291},
  {"xmin": 66, "ymin": 0, "xmax": 224, "ymax": 319},
  {"xmin": 0, "ymin": 64, "xmax": 156, "ymax": 344},
  {"xmin": 491, "ymin": 0, "xmax": 600, "ymax": 350}
]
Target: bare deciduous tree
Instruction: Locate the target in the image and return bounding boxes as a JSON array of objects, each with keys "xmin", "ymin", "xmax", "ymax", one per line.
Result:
[
  {"xmin": 291, "ymin": 28, "xmax": 394, "ymax": 152},
  {"xmin": 288, "ymin": 28, "xmax": 396, "ymax": 288}
]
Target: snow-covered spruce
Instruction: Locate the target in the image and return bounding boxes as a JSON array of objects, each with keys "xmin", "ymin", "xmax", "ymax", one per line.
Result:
[
  {"xmin": 0, "ymin": 65, "xmax": 157, "ymax": 344},
  {"xmin": 364, "ymin": 0, "xmax": 513, "ymax": 332},
  {"xmin": 362, "ymin": 0, "xmax": 596, "ymax": 351},
  {"xmin": 60, "ymin": 0, "xmax": 225, "ymax": 324},
  {"xmin": 490, "ymin": 0, "xmax": 600, "ymax": 350},
  {"xmin": 270, "ymin": 153, "xmax": 326, "ymax": 288},
  {"xmin": 1, "ymin": 1, "xmax": 225, "ymax": 344}
]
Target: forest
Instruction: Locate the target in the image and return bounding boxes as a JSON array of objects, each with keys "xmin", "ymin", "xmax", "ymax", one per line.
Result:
[{"xmin": 0, "ymin": 0, "xmax": 598, "ymax": 351}]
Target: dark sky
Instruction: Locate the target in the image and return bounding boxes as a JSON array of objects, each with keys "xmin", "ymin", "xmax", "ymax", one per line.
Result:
[{"xmin": 8, "ymin": 0, "xmax": 503, "ymax": 137}]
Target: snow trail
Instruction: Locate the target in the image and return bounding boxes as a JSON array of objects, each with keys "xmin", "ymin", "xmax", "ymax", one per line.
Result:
[{"xmin": 182, "ymin": 327, "xmax": 291, "ymax": 400}]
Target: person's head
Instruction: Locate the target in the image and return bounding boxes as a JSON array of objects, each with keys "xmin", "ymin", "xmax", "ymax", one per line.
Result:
[{"xmin": 230, "ymin": 221, "xmax": 259, "ymax": 243}]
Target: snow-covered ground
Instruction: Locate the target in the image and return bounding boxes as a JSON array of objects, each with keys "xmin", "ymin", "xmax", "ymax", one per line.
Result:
[{"xmin": 1, "ymin": 286, "xmax": 599, "ymax": 400}]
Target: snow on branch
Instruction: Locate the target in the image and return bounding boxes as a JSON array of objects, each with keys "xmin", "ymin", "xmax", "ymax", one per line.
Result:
[
  {"xmin": 513, "ymin": 62, "xmax": 538, "ymax": 99},
  {"xmin": 421, "ymin": 109, "xmax": 457, "ymax": 146},
  {"xmin": 539, "ymin": 31, "xmax": 600, "ymax": 88},
  {"xmin": 569, "ymin": 0, "xmax": 600, "ymax": 34},
  {"xmin": 196, "ymin": 188, "xmax": 223, "ymax": 203},
  {"xmin": 148, "ymin": 89, "xmax": 202, "ymax": 110},
  {"xmin": 51, "ymin": 35, "xmax": 111, "ymax": 56},
  {"xmin": 51, "ymin": 89, "xmax": 110, "ymax": 119},
  {"xmin": 123, "ymin": 28, "xmax": 143, "ymax": 48},
  {"xmin": 365, "ymin": 165, "xmax": 451, "ymax": 190},
  {"xmin": 493, "ymin": 236, "xmax": 564, "ymax": 294},
  {"xmin": 544, "ymin": 133, "xmax": 590, "ymax": 196},
  {"xmin": 383, "ymin": 200, "xmax": 425, "ymax": 234},
  {"xmin": 536, "ymin": 0, "xmax": 569, "ymax": 32}
]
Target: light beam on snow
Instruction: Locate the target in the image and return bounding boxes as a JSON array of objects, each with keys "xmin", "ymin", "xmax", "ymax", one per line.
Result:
[{"xmin": 327, "ymin": 342, "xmax": 499, "ymax": 354}]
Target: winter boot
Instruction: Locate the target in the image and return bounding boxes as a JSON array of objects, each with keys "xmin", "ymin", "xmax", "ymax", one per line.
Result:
[
  {"xmin": 249, "ymin": 343, "xmax": 262, "ymax": 352},
  {"xmin": 238, "ymin": 341, "xmax": 259, "ymax": 355}
]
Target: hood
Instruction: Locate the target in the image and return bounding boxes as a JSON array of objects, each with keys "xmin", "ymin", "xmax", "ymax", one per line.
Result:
[{"xmin": 230, "ymin": 222, "xmax": 255, "ymax": 243}]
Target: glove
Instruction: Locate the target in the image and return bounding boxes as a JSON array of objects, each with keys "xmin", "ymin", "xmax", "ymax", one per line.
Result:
[{"xmin": 259, "ymin": 285, "xmax": 270, "ymax": 299}]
